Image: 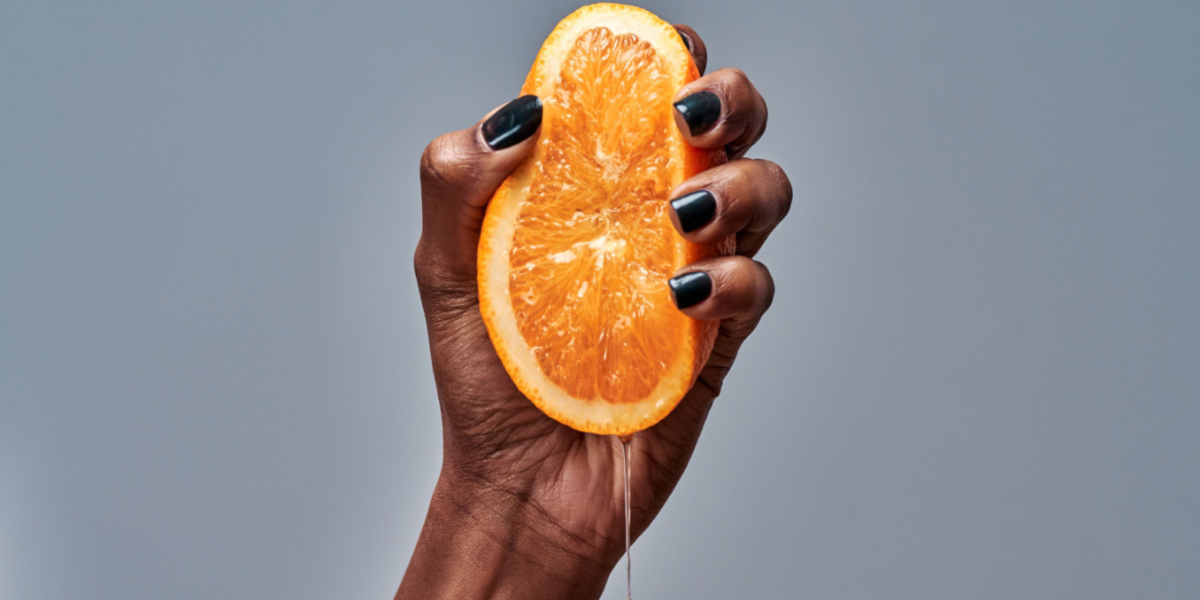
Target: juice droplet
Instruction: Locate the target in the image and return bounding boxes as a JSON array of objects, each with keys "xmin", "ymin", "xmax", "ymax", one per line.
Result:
[{"xmin": 620, "ymin": 434, "xmax": 633, "ymax": 600}]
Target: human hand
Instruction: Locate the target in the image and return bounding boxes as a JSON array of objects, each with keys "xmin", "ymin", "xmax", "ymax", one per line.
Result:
[{"xmin": 397, "ymin": 24, "xmax": 791, "ymax": 600}]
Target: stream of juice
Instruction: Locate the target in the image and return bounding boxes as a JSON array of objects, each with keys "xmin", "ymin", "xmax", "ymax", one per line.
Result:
[{"xmin": 620, "ymin": 435, "xmax": 632, "ymax": 599}]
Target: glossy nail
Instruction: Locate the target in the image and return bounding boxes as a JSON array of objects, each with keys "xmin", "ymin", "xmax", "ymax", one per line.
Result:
[
  {"xmin": 668, "ymin": 271, "xmax": 713, "ymax": 309},
  {"xmin": 670, "ymin": 190, "xmax": 717, "ymax": 233},
  {"xmin": 673, "ymin": 91, "xmax": 721, "ymax": 136},
  {"xmin": 678, "ymin": 29, "xmax": 693, "ymax": 52},
  {"xmin": 482, "ymin": 95, "xmax": 542, "ymax": 150}
]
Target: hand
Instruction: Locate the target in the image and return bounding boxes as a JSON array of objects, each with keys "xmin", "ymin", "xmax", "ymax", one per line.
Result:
[{"xmin": 397, "ymin": 25, "xmax": 791, "ymax": 600}]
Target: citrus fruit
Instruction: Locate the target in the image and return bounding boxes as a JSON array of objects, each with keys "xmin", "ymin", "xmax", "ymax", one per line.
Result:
[{"xmin": 478, "ymin": 3, "xmax": 732, "ymax": 436}]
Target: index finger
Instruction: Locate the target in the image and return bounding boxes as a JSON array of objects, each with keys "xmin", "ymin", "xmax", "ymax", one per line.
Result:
[{"xmin": 672, "ymin": 68, "xmax": 768, "ymax": 160}]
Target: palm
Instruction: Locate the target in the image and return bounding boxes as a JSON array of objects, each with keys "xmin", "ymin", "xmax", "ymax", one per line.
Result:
[{"xmin": 424, "ymin": 292, "xmax": 723, "ymax": 559}]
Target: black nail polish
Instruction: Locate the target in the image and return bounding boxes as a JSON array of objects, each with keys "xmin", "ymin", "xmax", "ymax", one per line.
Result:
[
  {"xmin": 673, "ymin": 91, "xmax": 721, "ymax": 136},
  {"xmin": 668, "ymin": 271, "xmax": 713, "ymax": 309},
  {"xmin": 670, "ymin": 190, "xmax": 717, "ymax": 233},
  {"xmin": 678, "ymin": 29, "xmax": 693, "ymax": 52},
  {"xmin": 482, "ymin": 95, "xmax": 542, "ymax": 150}
]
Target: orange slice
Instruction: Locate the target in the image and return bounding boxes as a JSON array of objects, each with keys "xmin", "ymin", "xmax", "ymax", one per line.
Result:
[{"xmin": 478, "ymin": 3, "xmax": 732, "ymax": 436}]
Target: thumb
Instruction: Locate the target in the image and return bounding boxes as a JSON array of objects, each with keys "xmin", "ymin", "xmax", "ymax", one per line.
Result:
[{"xmin": 415, "ymin": 95, "xmax": 542, "ymax": 308}]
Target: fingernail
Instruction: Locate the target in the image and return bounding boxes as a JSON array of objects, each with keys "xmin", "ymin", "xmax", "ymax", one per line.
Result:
[
  {"xmin": 482, "ymin": 95, "xmax": 542, "ymax": 150},
  {"xmin": 673, "ymin": 91, "xmax": 721, "ymax": 136},
  {"xmin": 678, "ymin": 30, "xmax": 693, "ymax": 52},
  {"xmin": 670, "ymin": 190, "xmax": 717, "ymax": 233},
  {"xmin": 668, "ymin": 271, "xmax": 713, "ymax": 309}
]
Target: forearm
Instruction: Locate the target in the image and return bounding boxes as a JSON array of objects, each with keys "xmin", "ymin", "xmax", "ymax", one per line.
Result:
[{"xmin": 396, "ymin": 469, "xmax": 613, "ymax": 600}]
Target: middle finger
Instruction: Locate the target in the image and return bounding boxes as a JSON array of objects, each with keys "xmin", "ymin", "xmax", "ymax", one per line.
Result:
[{"xmin": 667, "ymin": 158, "xmax": 792, "ymax": 258}]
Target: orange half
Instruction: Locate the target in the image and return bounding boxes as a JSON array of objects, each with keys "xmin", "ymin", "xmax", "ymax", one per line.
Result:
[{"xmin": 478, "ymin": 3, "xmax": 731, "ymax": 435}]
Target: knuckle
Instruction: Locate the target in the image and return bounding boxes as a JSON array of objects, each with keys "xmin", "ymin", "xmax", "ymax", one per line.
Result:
[
  {"xmin": 715, "ymin": 69, "xmax": 752, "ymax": 107},
  {"xmin": 419, "ymin": 132, "xmax": 480, "ymax": 191},
  {"xmin": 726, "ymin": 69, "xmax": 759, "ymax": 104},
  {"xmin": 412, "ymin": 240, "xmax": 437, "ymax": 284},
  {"xmin": 723, "ymin": 67, "xmax": 750, "ymax": 86},
  {"xmin": 713, "ymin": 68, "xmax": 766, "ymax": 157},
  {"xmin": 758, "ymin": 159, "xmax": 793, "ymax": 219},
  {"xmin": 419, "ymin": 135, "xmax": 454, "ymax": 186},
  {"xmin": 413, "ymin": 239, "xmax": 477, "ymax": 311},
  {"xmin": 413, "ymin": 239, "xmax": 449, "ymax": 290}
]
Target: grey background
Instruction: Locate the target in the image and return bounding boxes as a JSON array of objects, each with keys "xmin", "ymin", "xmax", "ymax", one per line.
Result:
[{"xmin": 2, "ymin": 1, "xmax": 1197, "ymax": 598}]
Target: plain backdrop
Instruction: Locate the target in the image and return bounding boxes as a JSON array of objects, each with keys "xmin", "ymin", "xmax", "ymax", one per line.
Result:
[{"xmin": 2, "ymin": 1, "xmax": 1198, "ymax": 599}]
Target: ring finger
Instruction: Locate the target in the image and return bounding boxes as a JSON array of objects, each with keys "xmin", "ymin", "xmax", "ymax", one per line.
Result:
[{"xmin": 667, "ymin": 158, "xmax": 792, "ymax": 258}]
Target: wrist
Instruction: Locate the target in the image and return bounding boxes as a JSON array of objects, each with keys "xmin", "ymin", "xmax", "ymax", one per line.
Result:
[{"xmin": 396, "ymin": 466, "xmax": 614, "ymax": 600}]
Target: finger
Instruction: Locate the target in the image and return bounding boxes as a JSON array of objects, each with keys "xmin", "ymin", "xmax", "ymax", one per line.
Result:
[
  {"xmin": 667, "ymin": 158, "xmax": 792, "ymax": 257},
  {"xmin": 667, "ymin": 256, "xmax": 775, "ymax": 325},
  {"xmin": 415, "ymin": 95, "xmax": 542, "ymax": 296},
  {"xmin": 644, "ymin": 256, "xmax": 775, "ymax": 467},
  {"xmin": 672, "ymin": 24, "xmax": 708, "ymax": 75},
  {"xmin": 672, "ymin": 68, "xmax": 768, "ymax": 159}
]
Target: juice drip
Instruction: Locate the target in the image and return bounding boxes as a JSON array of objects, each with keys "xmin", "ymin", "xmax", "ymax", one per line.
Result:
[{"xmin": 619, "ymin": 434, "xmax": 633, "ymax": 599}]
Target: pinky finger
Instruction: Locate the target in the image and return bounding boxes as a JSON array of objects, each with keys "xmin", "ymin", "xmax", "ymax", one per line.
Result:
[{"xmin": 668, "ymin": 256, "xmax": 775, "ymax": 327}]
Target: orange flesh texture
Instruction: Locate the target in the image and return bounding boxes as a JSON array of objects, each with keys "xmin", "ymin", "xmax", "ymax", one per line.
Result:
[{"xmin": 508, "ymin": 26, "xmax": 687, "ymax": 405}]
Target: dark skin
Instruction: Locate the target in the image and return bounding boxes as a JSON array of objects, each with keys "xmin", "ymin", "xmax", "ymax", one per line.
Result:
[{"xmin": 398, "ymin": 25, "xmax": 791, "ymax": 599}]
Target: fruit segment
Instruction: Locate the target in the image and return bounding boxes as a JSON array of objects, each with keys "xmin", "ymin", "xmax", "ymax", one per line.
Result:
[
  {"xmin": 509, "ymin": 26, "xmax": 685, "ymax": 404},
  {"xmin": 478, "ymin": 3, "xmax": 729, "ymax": 435}
]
